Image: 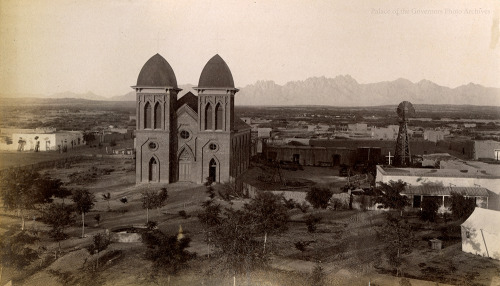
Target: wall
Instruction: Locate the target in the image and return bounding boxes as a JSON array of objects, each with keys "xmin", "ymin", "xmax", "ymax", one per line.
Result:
[{"xmin": 474, "ymin": 140, "xmax": 500, "ymax": 160}]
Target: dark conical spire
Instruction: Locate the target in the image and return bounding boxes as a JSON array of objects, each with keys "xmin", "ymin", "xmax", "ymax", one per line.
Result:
[
  {"xmin": 198, "ymin": 54, "xmax": 235, "ymax": 88},
  {"xmin": 136, "ymin": 54, "xmax": 178, "ymax": 88}
]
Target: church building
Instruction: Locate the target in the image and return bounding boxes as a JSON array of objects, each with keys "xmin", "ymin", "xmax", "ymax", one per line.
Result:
[{"xmin": 134, "ymin": 54, "xmax": 251, "ymax": 184}]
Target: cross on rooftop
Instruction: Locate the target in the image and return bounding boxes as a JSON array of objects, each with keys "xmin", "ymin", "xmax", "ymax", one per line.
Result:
[{"xmin": 386, "ymin": 151, "xmax": 393, "ymax": 165}]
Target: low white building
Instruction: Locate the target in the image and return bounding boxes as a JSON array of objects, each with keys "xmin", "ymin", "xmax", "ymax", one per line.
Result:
[
  {"xmin": 376, "ymin": 165, "xmax": 500, "ymax": 210},
  {"xmin": 1, "ymin": 129, "xmax": 84, "ymax": 152}
]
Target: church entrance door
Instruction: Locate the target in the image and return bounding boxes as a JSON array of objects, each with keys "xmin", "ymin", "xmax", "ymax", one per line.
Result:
[
  {"xmin": 178, "ymin": 149, "xmax": 192, "ymax": 181},
  {"xmin": 209, "ymin": 159, "xmax": 217, "ymax": 182}
]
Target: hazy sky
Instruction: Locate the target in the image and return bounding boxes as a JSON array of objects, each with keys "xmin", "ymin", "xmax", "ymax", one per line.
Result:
[{"xmin": 1, "ymin": 0, "xmax": 499, "ymax": 97}]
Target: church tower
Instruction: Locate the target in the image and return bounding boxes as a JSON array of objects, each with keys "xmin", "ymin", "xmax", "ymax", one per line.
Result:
[
  {"xmin": 194, "ymin": 55, "xmax": 239, "ymax": 183},
  {"xmin": 134, "ymin": 54, "xmax": 181, "ymax": 183}
]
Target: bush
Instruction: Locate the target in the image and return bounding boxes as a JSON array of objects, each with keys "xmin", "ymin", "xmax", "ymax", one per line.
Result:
[
  {"xmin": 296, "ymin": 201, "xmax": 310, "ymax": 213},
  {"xmin": 310, "ymin": 264, "xmax": 326, "ymax": 286},
  {"xmin": 306, "ymin": 187, "xmax": 333, "ymax": 209},
  {"xmin": 330, "ymin": 197, "xmax": 347, "ymax": 210},
  {"xmin": 282, "ymin": 197, "xmax": 297, "ymax": 209},
  {"xmin": 420, "ymin": 198, "xmax": 440, "ymax": 222},
  {"xmin": 87, "ymin": 232, "xmax": 111, "ymax": 254},
  {"xmin": 178, "ymin": 210, "xmax": 190, "ymax": 219},
  {"xmin": 449, "ymin": 192, "xmax": 475, "ymax": 220},
  {"xmin": 305, "ymin": 214, "xmax": 322, "ymax": 233}
]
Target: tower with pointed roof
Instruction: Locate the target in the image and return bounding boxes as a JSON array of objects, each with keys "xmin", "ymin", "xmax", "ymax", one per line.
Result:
[
  {"xmin": 134, "ymin": 54, "xmax": 180, "ymax": 183},
  {"xmin": 133, "ymin": 54, "xmax": 251, "ymax": 184}
]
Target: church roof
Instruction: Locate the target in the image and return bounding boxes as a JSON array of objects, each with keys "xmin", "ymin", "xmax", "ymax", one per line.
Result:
[
  {"xmin": 136, "ymin": 54, "xmax": 178, "ymax": 88},
  {"xmin": 198, "ymin": 54, "xmax": 235, "ymax": 88},
  {"xmin": 234, "ymin": 117, "xmax": 251, "ymax": 132},
  {"xmin": 177, "ymin": 92, "xmax": 198, "ymax": 112}
]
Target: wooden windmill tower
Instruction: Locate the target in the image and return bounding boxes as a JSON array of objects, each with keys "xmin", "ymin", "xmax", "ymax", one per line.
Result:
[{"xmin": 394, "ymin": 101, "xmax": 415, "ymax": 167}]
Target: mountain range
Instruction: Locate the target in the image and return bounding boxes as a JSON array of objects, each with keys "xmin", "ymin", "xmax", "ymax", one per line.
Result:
[{"xmin": 1, "ymin": 76, "xmax": 499, "ymax": 106}]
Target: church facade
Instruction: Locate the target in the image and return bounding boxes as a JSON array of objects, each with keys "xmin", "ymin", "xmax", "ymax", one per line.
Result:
[{"xmin": 134, "ymin": 54, "xmax": 251, "ymax": 184}]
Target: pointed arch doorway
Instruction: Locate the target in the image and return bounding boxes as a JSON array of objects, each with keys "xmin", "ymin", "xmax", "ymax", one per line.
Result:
[
  {"xmin": 178, "ymin": 149, "xmax": 193, "ymax": 181},
  {"xmin": 149, "ymin": 157, "xmax": 158, "ymax": 182},
  {"xmin": 208, "ymin": 158, "xmax": 217, "ymax": 182}
]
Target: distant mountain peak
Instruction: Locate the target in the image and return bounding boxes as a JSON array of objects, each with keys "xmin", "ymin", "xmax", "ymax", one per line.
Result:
[{"xmin": 237, "ymin": 76, "xmax": 499, "ymax": 106}]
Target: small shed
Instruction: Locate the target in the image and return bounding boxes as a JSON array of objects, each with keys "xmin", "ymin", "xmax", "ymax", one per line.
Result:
[{"xmin": 461, "ymin": 208, "xmax": 500, "ymax": 260}]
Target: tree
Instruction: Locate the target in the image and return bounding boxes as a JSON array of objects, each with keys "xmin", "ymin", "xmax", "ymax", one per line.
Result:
[
  {"xmin": 156, "ymin": 188, "xmax": 169, "ymax": 213},
  {"xmin": 210, "ymin": 208, "xmax": 267, "ymax": 275},
  {"xmin": 0, "ymin": 168, "xmax": 65, "ymax": 230},
  {"xmin": 306, "ymin": 187, "xmax": 333, "ymax": 209},
  {"xmin": 420, "ymin": 198, "xmax": 440, "ymax": 222},
  {"xmin": 83, "ymin": 132, "xmax": 96, "ymax": 145},
  {"xmin": 141, "ymin": 228, "xmax": 194, "ymax": 278},
  {"xmin": 88, "ymin": 232, "xmax": 111, "ymax": 269},
  {"xmin": 449, "ymin": 192, "xmax": 476, "ymax": 221},
  {"xmin": 142, "ymin": 189, "xmax": 168, "ymax": 223},
  {"xmin": 41, "ymin": 203, "xmax": 75, "ymax": 250},
  {"xmin": 197, "ymin": 200, "xmax": 222, "ymax": 227},
  {"xmin": 0, "ymin": 229, "xmax": 39, "ymax": 270},
  {"xmin": 244, "ymin": 192, "xmax": 289, "ymax": 253},
  {"xmin": 377, "ymin": 213, "xmax": 415, "ymax": 276},
  {"xmin": 375, "ymin": 180, "xmax": 409, "ymax": 216},
  {"xmin": 72, "ymin": 189, "xmax": 95, "ymax": 238}
]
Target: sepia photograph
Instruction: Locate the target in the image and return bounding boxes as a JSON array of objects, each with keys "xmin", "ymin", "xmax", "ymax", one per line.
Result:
[{"xmin": 0, "ymin": 0, "xmax": 499, "ymax": 285}]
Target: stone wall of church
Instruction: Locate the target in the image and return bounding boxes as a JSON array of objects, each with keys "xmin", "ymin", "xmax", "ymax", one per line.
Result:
[
  {"xmin": 177, "ymin": 106, "xmax": 200, "ymax": 183},
  {"xmin": 230, "ymin": 131, "xmax": 251, "ymax": 178},
  {"xmin": 135, "ymin": 91, "xmax": 177, "ymax": 183},
  {"xmin": 195, "ymin": 132, "xmax": 232, "ymax": 183}
]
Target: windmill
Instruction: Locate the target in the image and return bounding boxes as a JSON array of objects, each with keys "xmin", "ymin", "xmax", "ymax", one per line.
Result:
[{"xmin": 394, "ymin": 101, "xmax": 415, "ymax": 167}]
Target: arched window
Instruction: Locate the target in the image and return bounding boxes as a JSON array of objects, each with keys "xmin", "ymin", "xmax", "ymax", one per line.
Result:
[
  {"xmin": 144, "ymin": 102, "xmax": 152, "ymax": 129},
  {"xmin": 149, "ymin": 157, "xmax": 158, "ymax": 181},
  {"xmin": 215, "ymin": 103, "xmax": 223, "ymax": 130},
  {"xmin": 205, "ymin": 103, "xmax": 213, "ymax": 130},
  {"xmin": 154, "ymin": 102, "xmax": 161, "ymax": 129}
]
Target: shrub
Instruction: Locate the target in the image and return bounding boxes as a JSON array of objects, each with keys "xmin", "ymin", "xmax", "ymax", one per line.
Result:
[
  {"xmin": 310, "ymin": 264, "xmax": 326, "ymax": 286},
  {"xmin": 296, "ymin": 201, "xmax": 310, "ymax": 213},
  {"xmin": 420, "ymin": 198, "xmax": 440, "ymax": 222},
  {"xmin": 305, "ymin": 214, "xmax": 322, "ymax": 233},
  {"xmin": 282, "ymin": 197, "xmax": 297, "ymax": 209},
  {"xmin": 306, "ymin": 187, "xmax": 333, "ymax": 209},
  {"xmin": 178, "ymin": 210, "xmax": 190, "ymax": 219},
  {"xmin": 330, "ymin": 197, "xmax": 347, "ymax": 210},
  {"xmin": 449, "ymin": 192, "xmax": 475, "ymax": 221}
]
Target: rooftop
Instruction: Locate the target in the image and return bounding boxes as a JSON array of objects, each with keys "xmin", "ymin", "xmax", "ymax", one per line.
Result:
[
  {"xmin": 377, "ymin": 165, "xmax": 500, "ymax": 179},
  {"xmin": 136, "ymin": 54, "xmax": 178, "ymax": 88},
  {"xmin": 403, "ymin": 185, "xmax": 489, "ymax": 197},
  {"xmin": 177, "ymin": 92, "xmax": 198, "ymax": 113},
  {"xmin": 197, "ymin": 54, "xmax": 235, "ymax": 89}
]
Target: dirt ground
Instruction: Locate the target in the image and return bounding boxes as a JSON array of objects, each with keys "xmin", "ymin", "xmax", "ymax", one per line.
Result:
[{"xmin": 1, "ymin": 157, "xmax": 499, "ymax": 285}]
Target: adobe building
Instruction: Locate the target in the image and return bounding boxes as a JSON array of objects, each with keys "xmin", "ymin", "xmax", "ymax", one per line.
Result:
[
  {"xmin": 375, "ymin": 165, "xmax": 500, "ymax": 210},
  {"xmin": 134, "ymin": 54, "xmax": 251, "ymax": 184}
]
